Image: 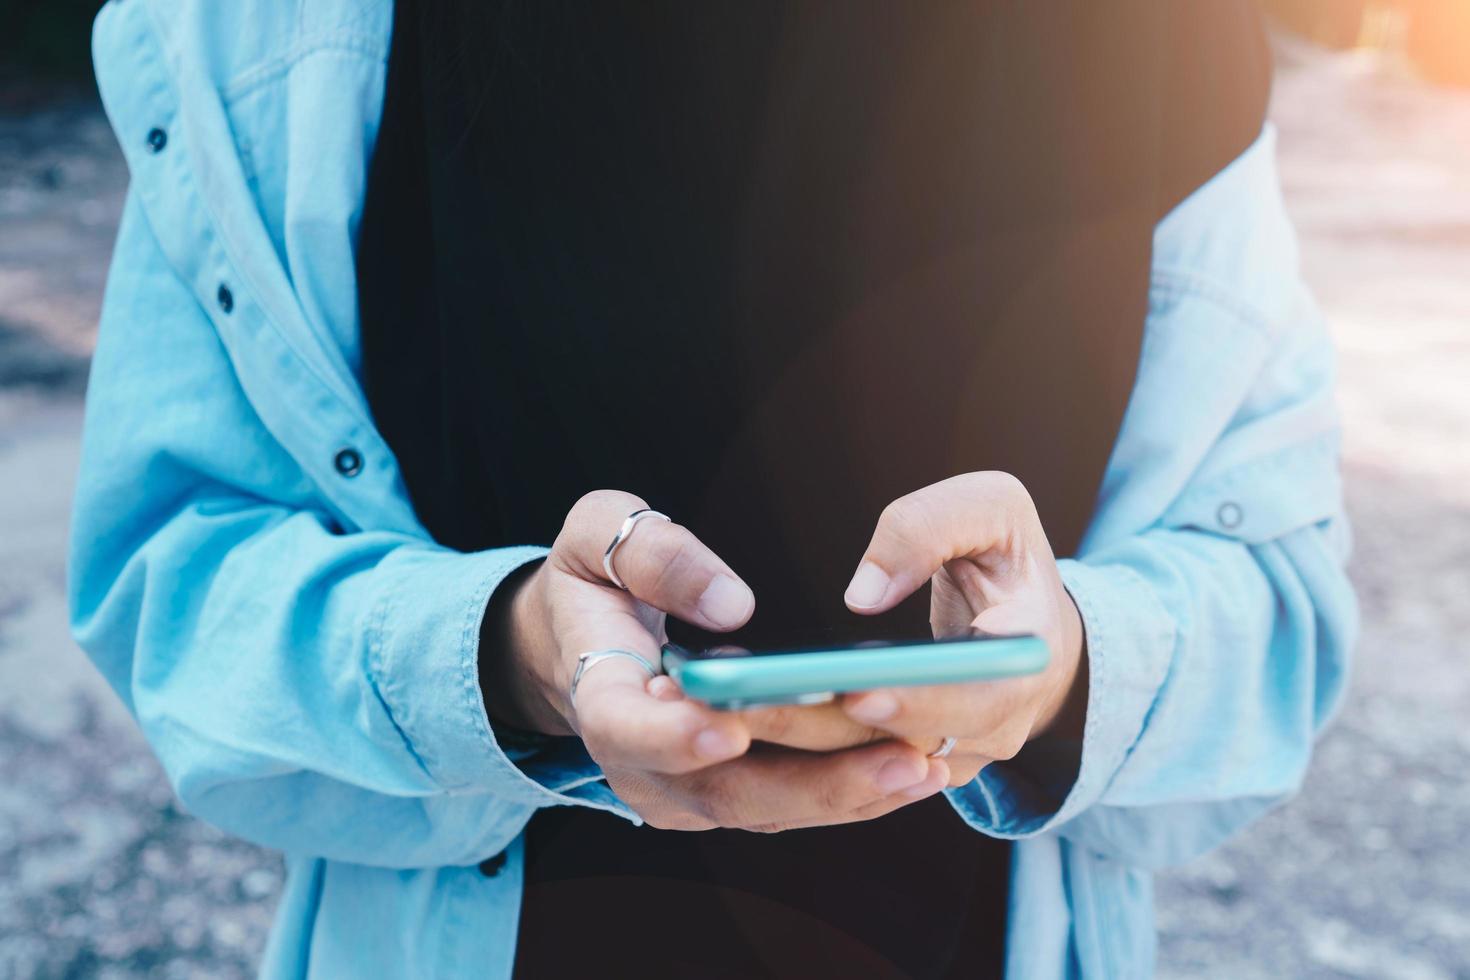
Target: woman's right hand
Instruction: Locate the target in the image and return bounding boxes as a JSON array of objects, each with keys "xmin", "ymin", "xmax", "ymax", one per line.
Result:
[{"xmin": 483, "ymin": 490, "xmax": 949, "ymax": 832}]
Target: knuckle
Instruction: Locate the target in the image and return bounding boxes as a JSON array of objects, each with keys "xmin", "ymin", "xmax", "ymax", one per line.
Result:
[
  {"xmin": 675, "ymin": 770, "xmax": 721, "ymax": 821},
  {"xmin": 587, "ymin": 488, "xmax": 644, "ymax": 513},
  {"xmin": 983, "ymin": 471, "xmax": 1035, "ymax": 514},
  {"xmin": 878, "ymin": 498, "xmax": 911, "ymax": 533},
  {"xmin": 569, "ymin": 489, "xmax": 615, "ymax": 524},
  {"xmin": 641, "ymin": 808, "xmax": 712, "ymax": 832},
  {"xmin": 950, "ymin": 758, "xmax": 986, "ymax": 786},
  {"xmin": 604, "ymin": 769, "xmax": 653, "ymax": 807},
  {"xmin": 576, "ymin": 712, "xmax": 612, "ymax": 756},
  {"xmin": 556, "ymin": 490, "xmax": 622, "ymax": 567},
  {"xmin": 879, "ymin": 497, "xmax": 931, "ymax": 548},
  {"xmin": 747, "ymin": 707, "xmax": 795, "ymax": 744},
  {"xmin": 612, "ymin": 774, "xmax": 714, "ymax": 831},
  {"xmin": 693, "ymin": 777, "xmax": 749, "ymax": 828},
  {"xmin": 701, "ymin": 789, "xmax": 739, "ymax": 827},
  {"xmin": 816, "ymin": 774, "xmax": 852, "ymax": 813},
  {"xmin": 993, "ymin": 726, "xmax": 1027, "ymax": 762}
]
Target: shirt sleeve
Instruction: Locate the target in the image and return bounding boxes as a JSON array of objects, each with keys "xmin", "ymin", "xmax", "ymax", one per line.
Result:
[
  {"xmin": 68, "ymin": 193, "xmax": 629, "ymax": 871},
  {"xmin": 944, "ymin": 135, "xmax": 1357, "ymax": 866}
]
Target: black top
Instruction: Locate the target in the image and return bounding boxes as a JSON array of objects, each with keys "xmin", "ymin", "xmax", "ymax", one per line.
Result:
[{"xmin": 356, "ymin": 4, "xmax": 1268, "ymax": 977}]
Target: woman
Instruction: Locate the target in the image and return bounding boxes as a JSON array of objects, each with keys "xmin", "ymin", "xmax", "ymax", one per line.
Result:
[{"xmin": 74, "ymin": 1, "xmax": 1355, "ymax": 977}]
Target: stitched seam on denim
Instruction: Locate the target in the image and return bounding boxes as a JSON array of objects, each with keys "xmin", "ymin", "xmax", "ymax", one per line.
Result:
[
  {"xmin": 958, "ymin": 772, "xmax": 1007, "ymax": 831},
  {"xmin": 109, "ymin": 4, "xmax": 174, "ymax": 137},
  {"xmin": 1149, "ymin": 268, "xmax": 1279, "ymax": 340},
  {"xmin": 366, "ymin": 556, "xmax": 439, "ymax": 781},
  {"xmin": 102, "ymin": 2, "xmax": 429, "ymax": 792},
  {"xmin": 1096, "ymin": 863, "xmax": 1123, "ymax": 977},
  {"xmin": 1178, "ymin": 435, "xmax": 1337, "ymax": 496},
  {"xmin": 940, "ymin": 786, "xmax": 982, "ymax": 831},
  {"xmin": 131, "ymin": 5, "xmax": 358, "ymax": 432},
  {"xmin": 126, "ymin": 6, "xmax": 381, "ymax": 451},
  {"xmin": 1069, "ymin": 561, "xmax": 1176, "ymax": 809},
  {"xmin": 1150, "ymin": 267, "xmax": 1271, "ymax": 325},
  {"xmin": 1056, "ymin": 568, "xmax": 1107, "ymax": 831},
  {"xmin": 945, "ymin": 558, "xmax": 1156, "ymax": 840},
  {"xmin": 1165, "ymin": 438, "xmax": 1340, "ymax": 542},
  {"xmin": 222, "ymin": 31, "xmax": 387, "ymax": 102},
  {"xmin": 1065, "ymin": 564, "xmax": 1110, "ymax": 829},
  {"xmin": 457, "ymin": 548, "xmax": 581, "ymax": 805},
  {"xmin": 457, "ymin": 556, "xmax": 508, "ymax": 782}
]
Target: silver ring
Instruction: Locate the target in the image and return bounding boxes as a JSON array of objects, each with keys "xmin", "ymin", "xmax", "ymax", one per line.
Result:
[
  {"xmin": 929, "ymin": 736, "xmax": 958, "ymax": 759},
  {"xmin": 570, "ymin": 649, "xmax": 661, "ymax": 711},
  {"xmin": 601, "ymin": 508, "xmax": 671, "ymax": 590}
]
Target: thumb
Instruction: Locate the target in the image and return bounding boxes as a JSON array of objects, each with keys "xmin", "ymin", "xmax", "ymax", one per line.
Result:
[
  {"xmin": 844, "ymin": 472, "xmax": 1033, "ymax": 615},
  {"xmin": 969, "ymin": 601, "xmax": 1035, "ymax": 638}
]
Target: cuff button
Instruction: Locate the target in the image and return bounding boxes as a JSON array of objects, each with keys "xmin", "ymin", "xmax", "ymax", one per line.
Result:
[
  {"xmin": 1217, "ymin": 501, "xmax": 1244, "ymax": 530},
  {"xmin": 333, "ymin": 447, "xmax": 363, "ymax": 477}
]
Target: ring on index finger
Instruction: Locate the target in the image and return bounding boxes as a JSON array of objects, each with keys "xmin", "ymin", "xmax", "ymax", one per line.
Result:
[
  {"xmin": 929, "ymin": 736, "xmax": 958, "ymax": 759},
  {"xmin": 570, "ymin": 649, "xmax": 662, "ymax": 711},
  {"xmin": 602, "ymin": 508, "xmax": 671, "ymax": 590}
]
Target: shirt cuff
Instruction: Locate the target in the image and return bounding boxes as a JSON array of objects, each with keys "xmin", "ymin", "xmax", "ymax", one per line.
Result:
[
  {"xmin": 944, "ymin": 557, "xmax": 1176, "ymax": 837},
  {"xmin": 366, "ymin": 542, "xmax": 633, "ymax": 818}
]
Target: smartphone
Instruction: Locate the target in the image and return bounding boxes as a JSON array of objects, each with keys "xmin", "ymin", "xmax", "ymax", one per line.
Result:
[{"xmin": 660, "ymin": 633, "xmax": 1049, "ymax": 710}]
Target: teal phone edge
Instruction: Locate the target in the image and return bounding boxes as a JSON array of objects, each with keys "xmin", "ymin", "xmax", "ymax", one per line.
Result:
[{"xmin": 661, "ymin": 634, "xmax": 1050, "ymax": 710}]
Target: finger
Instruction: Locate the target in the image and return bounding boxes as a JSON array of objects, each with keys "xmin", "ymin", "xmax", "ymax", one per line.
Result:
[
  {"xmin": 843, "ymin": 471, "xmax": 1041, "ymax": 614},
  {"xmin": 840, "ymin": 677, "xmax": 1030, "ymax": 745},
  {"xmin": 557, "ymin": 590, "xmax": 749, "ymax": 774},
  {"xmin": 575, "ymin": 658, "xmax": 751, "ymax": 775},
  {"xmin": 558, "ymin": 489, "xmax": 755, "ymax": 632},
  {"xmin": 746, "ymin": 758, "xmax": 952, "ymax": 832},
  {"xmin": 940, "ymin": 753, "xmax": 993, "ymax": 788},
  {"xmin": 647, "ymin": 674, "xmax": 684, "ymax": 702},
  {"xmin": 970, "ymin": 599, "xmax": 1041, "ymax": 639},
  {"xmin": 681, "ymin": 741, "xmax": 936, "ymax": 830},
  {"xmin": 739, "ymin": 702, "xmax": 887, "ymax": 752}
]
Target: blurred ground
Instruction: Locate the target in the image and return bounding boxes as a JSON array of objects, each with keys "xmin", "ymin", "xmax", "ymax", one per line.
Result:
[
  {"xmin": 1, "ymin": 36, "xmax": 1467, "ymax": 980},
  {"xmin": 1154, "ymin": 35, "xmax": 1470, "ymax": 980}
]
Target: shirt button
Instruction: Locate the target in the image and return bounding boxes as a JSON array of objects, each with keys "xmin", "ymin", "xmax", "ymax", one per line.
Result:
[
  {"xmin": 478, "ymin": 852, "xmax": 507, "ymax": 877},
  {"xmin": 217, "ymin": 284, "xmax": 234, "ymax": 314},
  {"xmin": 146, "ymin": 127, "xmax": 168, "ymax": 153},
  {"xmin": 1217, "ymin": 501, "xmax": 1244, "ymax": 530},
  {"xmin": 333, "ymin": 447, "xmax": 364, "ymax": 478}
]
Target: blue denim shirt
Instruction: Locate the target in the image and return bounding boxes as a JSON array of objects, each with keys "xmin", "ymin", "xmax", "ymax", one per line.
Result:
[{"xmin": 72, "ymin": 2, "xmax": 1356, "ymax": 976}]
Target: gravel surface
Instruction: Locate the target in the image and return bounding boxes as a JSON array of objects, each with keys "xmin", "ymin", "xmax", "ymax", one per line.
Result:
[
  {"xmin": 1, "ymin": 37, "xmax": 1467, "ymax": 980},
  {"xmin": 0, "ymin": 94, "xmax": 291, "ymax": 980}
]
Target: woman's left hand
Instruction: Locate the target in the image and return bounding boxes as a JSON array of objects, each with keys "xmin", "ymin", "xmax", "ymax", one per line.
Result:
[{"xmin": 837, "ymin": 472, "xmax": 1088, "ymax": 787}]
